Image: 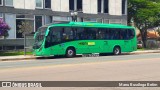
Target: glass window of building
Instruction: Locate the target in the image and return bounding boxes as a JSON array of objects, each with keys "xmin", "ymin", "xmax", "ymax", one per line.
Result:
[
  {"xmin": 45, "ymin": 16, "xmax": 52, "ymax": 24},
  {"xmin": 69, "ymin": 0, "xmax": 74, "ymax": 11},
  {"xmin": 5, "ymin": 0, "xmax": 13, "ymax": 6},
  {"xmin": 104, "ymin": 0, "xmax": 108, "ymax": 13},
  {"xmin": 53, "ymin": 16, "xmax": 70, "ymax": 22},
  {"xmin": 104, "ymin": 19, "xmax": 109, "ymax": 24},
  {"xmin": 35, "ymin": 16, "xmax": 43, "ymax": 31},
  {"xmin": 97, "ymin": 0, "xmax": 108, "ymax": 13},
  {"xmin": 16, "ymin": 15, "xmax": 34, "ymax": 38},
  {"xmin": 97, "ymin": 0, "xmax": 102, "ymax": 13},
  {"xmin": 97, "ymin": 18, "xmax": 103, "ymax": 23},
  {"xmin": 5, "ymin": 14, "xmax": 16, "ymax": 39},
  {"xmin": 0, "ymin": 13, "xmax": 3, "ymax": 18},
  {"xmin": 110, "ymin": 19, "xmax": 122, "ymax": 24},
  {"xmin": 83, "ymin": 18, "xmax": 97, "ymax": 22},
  {"xmin": 36, "ymin": 0, "xmax": 43, "ymax": 8},
  {"xmin": 69, "ymin": 0, "xmax": 82, "ymax": 11},
  {"xmin": 77, "ymin": 0, "xmax": 82, "ymax": 11},
  {"xmin": 122, "ymin": 0, "xmax": 126, "ymax": 14},
  {"xmin": 45, "ymin": 0, "xmax": 51, "ymax": 9},
  {"xmin": 0, "ymin": 0, "xmax": 3, "ymax": 6}
]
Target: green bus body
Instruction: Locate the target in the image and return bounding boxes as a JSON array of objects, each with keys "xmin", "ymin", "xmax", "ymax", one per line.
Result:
[{"xmin": 33, "ymin": 22, "xmax": 137, "ymax": 57}]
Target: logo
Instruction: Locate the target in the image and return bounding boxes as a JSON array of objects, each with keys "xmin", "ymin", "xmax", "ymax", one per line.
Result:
[{"xmin": 2, "ymin": 82, "xmax": 11, "ymax": 87}]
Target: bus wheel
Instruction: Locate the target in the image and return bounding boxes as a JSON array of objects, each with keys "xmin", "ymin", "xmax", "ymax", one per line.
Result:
[
  {"xmin": 113, "ymin": 46, "xmax": 121, "ymax": 55},
  {"xmin": 66, "ymin": 48, "xmax": 76, "ymax": 58}
]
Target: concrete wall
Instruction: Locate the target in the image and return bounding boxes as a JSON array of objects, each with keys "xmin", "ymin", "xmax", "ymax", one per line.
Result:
[
  {"xmin": 115, "ymin": 0, "xmax": 122, "ymax": 15},
  {"xmin": 14, "ymin": 0, "xmax": 35, "ymax": 9},
  {"xmin": 109, "ymin": 0, "xmax": 122, "ymax": 15},
  {"xmin": 83, "ymin": 0, "xmax": 123, "ymax": 15},
  {"xmin": 14, "ymin": 0, "xmax": 25, "ymax": 9},
  {"xmin": 61, "ymin": 0, "xmax": 69, "ymax": 12},
  {"xmin": 52, "ymin": 0, "xmax": 61, "ymax": 11},
  {"xmin": 12, "ymin": 0, "xmax": 124, "ymax": 15},
  {"xmin": 25, "ymin": 0, "xmax": 35, "ymax": 9},
  {"xmin": 90, "ymin": 0, "xmax": 98, "ymax": 14},
  {"xmin": 83, "ymin": 0, "xmax": 90, "ymax": 13}
]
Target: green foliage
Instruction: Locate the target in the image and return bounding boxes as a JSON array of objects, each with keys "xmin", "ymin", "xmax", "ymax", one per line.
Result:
[
  {"xmin": 128, "ymin": 0, "xmax": 160, "ymax": 48},
  {"xmin": 0, "ymin": 19, "xmax": 10, "ymax": 38},
  {"xmin": 0, "ymin": 51, "xmax": 32, "ymax": 56},
  {"xmin": 129, "ymin": 0, "xmax": 160, "ymax": 26}
]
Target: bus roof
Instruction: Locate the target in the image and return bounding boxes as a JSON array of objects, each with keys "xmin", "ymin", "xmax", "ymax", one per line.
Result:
[
  {"xmin": 69, "ymin": 22, "xmax": 134, "ymax": 29},
  {"xmin": 44, "ymin": 21, "xmax": 134, "ymax": 29}
]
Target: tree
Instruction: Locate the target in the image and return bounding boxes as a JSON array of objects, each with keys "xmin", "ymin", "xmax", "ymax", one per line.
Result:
[
  {"xmin": 128, "ymin": 0, "xmax": 160, "ymax": 48},
  {"xmin": 0, "ymin": 18, "xmax": 10, "ymax": 37},
  {"xmin": 158, "ymin": 27, "xmax": 160, "ymax": 37},
  {"xmin": 18, "ymin": 21, "xmax": 34, "ymax": 37}
]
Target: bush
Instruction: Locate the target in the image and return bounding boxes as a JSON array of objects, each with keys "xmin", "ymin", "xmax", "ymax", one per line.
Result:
[{"xmin": 0, "ymin": 18, "xmax": 10, "ymax": 37}]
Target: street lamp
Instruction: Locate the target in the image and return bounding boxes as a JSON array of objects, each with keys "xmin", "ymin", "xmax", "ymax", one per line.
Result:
[{"xmin": 71, "ymin": 11, "xmax": 78, "ymax": 22}]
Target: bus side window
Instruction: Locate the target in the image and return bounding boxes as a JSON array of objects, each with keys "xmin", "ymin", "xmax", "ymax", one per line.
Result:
[
  {"xmin": 113, "ymin": 29, "xmax": 119, "ymax": 40},
  {"xmin": 122, "ymin": 29, "xmax": 128, "ymax": 40},
  {"xmin": 120, "ymin": 30, "xmax": 126, "ymax": 40},
  {"xmin": 96, "ymin": 28, "xmax": 105, "ymax": 40},
  {"xmin": 104, "ymin": 29, "xmax": 110, "ymax": 40},
  {"xmin": 62, "ymin": 28, "xmax": 67, "ymax": 41},
  {"xmin": 117, "ymin": 29, "xmax": 123, "ymax": 40},
  {"xmin": 76, "ymin": 28, "xmax": 83, "ymax": 40},
  {"xmin": 69, "ymin": 29, "xmax": 74, "ymax": 40},
  {"xmin": 109, "ymin": 29, "xmax": 115, "ymax": 40},
  {"xmin": 73, "ymin": 28, "xmax": 80, "ymax": 40},
  {"xmin": 128, "ymin": 29, "xmax": 135, "ymax": 39},
  {"xmin": 89, "ymin": 28, "xmax": 96, "ymax": 40}
]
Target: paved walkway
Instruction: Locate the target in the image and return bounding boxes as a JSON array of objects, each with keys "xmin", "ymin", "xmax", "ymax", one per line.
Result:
[
  {"xmin": 0, "ymin": 50, "xmax": 160, "ymax": 61},
  {"xmin": 0, "ymin": 55, "xmax": 36, "ymax": 61}
]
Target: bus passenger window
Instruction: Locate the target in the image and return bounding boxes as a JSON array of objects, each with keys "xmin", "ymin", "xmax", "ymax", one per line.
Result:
[
  {"xmin": 128, "ymin": 29, "xmax": 135, "ymax": 39},
  {"xmin": 104, "ymin": 30, "xmax": 110, "ymax": 40},
  {"xmin": 96, "ymin": 29, "xmax": 105, "ymax": 39},
  {"xmin": 109, "ymin": 30, "xmax": 115, "ymax": 40}
]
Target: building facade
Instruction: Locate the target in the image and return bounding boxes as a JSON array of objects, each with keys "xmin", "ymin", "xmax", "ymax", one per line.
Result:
[{"xmin": 0, "ymin": 0, "xmax": 127, "ymax": 39}]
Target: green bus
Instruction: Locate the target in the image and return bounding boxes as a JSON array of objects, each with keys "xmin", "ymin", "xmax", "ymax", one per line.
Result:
[{"xmin": 33, "ymin": 22, "xmax": 137, "ymax": 57}]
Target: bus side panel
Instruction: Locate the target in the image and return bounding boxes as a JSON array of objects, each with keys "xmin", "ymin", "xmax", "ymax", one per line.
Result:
[
  {"xmin": 107, "ymin": 40, "xmax": 124, "ymax": 53},
  {"xmin": 62, "ymin": 40, "xmax": 90, "ymax": 54},
  {"xmin": 34, "ymin": 46, "xmax": 51, "ymax": 56},
  {"xmin": 49, "ymin": 44, "xmax": 65, "ymax": 56},
  {"xmin": 132, "ymin": 37, "xmax": 137, "ymax": 51}
]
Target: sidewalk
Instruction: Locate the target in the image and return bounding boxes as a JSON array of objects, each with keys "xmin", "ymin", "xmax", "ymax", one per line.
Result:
[
  {"xmin": 0, "ymin": 50, "xmax": 160, "ymax": 61},
  {"xmin": 131, "ymin": 49, "xmax": 160, "ymax": 54},
  {"xmin": 0, "ymin": 55, "xmax": 37, "ymax": 61}
]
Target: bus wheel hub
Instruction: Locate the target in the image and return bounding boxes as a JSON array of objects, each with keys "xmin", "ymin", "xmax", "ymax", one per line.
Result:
[{"xmin": 68, "ymin": 50, "xmax": 73, "ymax": 55}]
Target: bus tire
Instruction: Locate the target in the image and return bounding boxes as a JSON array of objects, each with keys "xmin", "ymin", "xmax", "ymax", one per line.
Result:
[
  {"xmin": 113, "ymin": 46, "xmax": 121, "ymax": 55},
  {"xmin": 66, "ymin": 47, "xmax": 76, "ymax": 58}
]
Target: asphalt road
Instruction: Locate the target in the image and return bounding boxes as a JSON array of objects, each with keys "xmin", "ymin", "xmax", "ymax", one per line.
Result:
[{"xmin": 0, "ymin": 53, "xmax": 160, "ymax": 90}]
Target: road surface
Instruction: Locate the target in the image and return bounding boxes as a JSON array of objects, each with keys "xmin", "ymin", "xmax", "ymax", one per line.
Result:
[{"xmin": 0, "ymin": 53, "xmax": 160, "ymax": 90}]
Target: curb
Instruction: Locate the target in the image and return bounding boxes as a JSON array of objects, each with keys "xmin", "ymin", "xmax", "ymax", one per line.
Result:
[
  {"xmin": 130, "ymin": 50, "xmax": 160, "ymax": 54},
  {"xmin": 0, "ymin": 56, "xmax": 37, "ymax": 61}
]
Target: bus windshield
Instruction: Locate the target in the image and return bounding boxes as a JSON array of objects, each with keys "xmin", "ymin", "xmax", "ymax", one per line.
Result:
[{"xmin": 34, "ymin": 27, "xmax": 47, "ymax": 49}]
